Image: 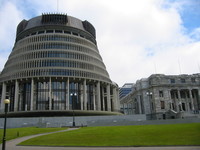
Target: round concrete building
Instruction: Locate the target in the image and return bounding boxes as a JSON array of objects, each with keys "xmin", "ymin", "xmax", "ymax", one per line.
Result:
[{"xmin": 0, "ymin": 13, "xmax": 120, "ymax": 117}]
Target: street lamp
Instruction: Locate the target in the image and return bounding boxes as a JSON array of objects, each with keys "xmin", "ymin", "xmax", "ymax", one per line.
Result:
[
  {"xmin": 2, "ymin": 99, "xmax": 10, "ymax": 150},
  {"xmin": 70, "ymin": 93, "xmax": 77, "ymax": 127}
]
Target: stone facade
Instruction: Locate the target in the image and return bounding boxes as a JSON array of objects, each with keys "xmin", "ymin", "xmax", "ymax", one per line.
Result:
[{"xmin": 120, "ymin": 74, "xmax": 200, "ymax": 119}]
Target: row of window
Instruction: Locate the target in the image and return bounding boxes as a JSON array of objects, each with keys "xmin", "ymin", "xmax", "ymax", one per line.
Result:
[
  {"xmin": 3, "ymin": 60, "xmax": 108, "ymax": 77},
  {"xmin": 2, "ymin": 69, "xmax": 110, "ymax": 83},
  {"xmin": 15, "ymin": 34, "xmax": 97, "ymax": 50},
  {"xmin": 157, "ymin": 89, "xmax": 197, "ymax": 99},
  {"xmin": 170, "ymin": 78, "xmax": 197, "ymax": 84},
  {"xmin": 6, "ymin": 51, "xmax": 105, "ymax": 71},
  {"xmin": 10, "ymin": 42, "xmax": 101, "ymax": 62},
  {"xmin": 16, "ymin": 29, "xmax": 96, "ymax": 44}
]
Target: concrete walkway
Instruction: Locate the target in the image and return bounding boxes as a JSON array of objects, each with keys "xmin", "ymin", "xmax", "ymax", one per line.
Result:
[{"xmin": 0, "ymin": 128, "xmax": 200, "ymax": 150}]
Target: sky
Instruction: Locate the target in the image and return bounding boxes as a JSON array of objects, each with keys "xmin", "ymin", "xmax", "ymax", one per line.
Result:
[{"xmin": 0, "ymin": 0, "xmax": 200, "ymax": 87}]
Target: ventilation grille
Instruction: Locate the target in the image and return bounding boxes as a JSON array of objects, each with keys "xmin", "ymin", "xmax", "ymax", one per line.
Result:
[{"xmin": 42, "ymin": 13, "xmax": 68, "ymax": 24}]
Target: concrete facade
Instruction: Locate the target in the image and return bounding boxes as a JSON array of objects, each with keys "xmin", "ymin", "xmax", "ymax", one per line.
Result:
[
  {"xmin": 120, "ymin": 74, "xmax": 200, "ymax": 119},
  {"xmin": 0, "ymin": 13, "xmax": 120, "ymax": 116}
]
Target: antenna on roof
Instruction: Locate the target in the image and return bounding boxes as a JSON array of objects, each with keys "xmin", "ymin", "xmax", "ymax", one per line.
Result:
[
  {"xmin": 154, "ymin": 62, "xmax": 157, "ymax": 74},
  {"xmin": 178, "ymin": 59, "xmax": 182, "ymax": 74},
  {"xmin": 57, "ymin": 0, "xmax": 59, "ymax": 12}
]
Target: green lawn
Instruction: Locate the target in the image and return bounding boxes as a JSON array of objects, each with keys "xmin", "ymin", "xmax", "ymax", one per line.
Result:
[
  {"xmin": 0, "ymin": 127, "xmax": 66, "ymax": 143},
  {"xmin": 19, "ymin": 123, "xmax": 200, "ymax": 146}
]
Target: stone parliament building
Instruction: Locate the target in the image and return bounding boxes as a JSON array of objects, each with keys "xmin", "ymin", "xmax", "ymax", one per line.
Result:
[
  {"xmin": 0, "ymin": 13, "xmax": 120, "ymax": 117},
  {"xmin": 120, "ymin": 74, "xmax": 200, "ymax": 119}
]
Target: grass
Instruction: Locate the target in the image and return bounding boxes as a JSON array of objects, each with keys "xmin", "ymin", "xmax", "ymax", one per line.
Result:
[
  {"xmin": 0, "ymin": 127, "xmax": 66, "ymax": 143},
  {"xmin": 19, "ymin": 123, "xmax": 200, "ymax": 146}
]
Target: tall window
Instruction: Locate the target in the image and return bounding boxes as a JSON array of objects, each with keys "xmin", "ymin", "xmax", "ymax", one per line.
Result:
[
  {"xmin": 36, "ymin": 82, "xmax": 49, "ymax": 110},
  {"xmin": 161, "ymin": 101, "xmax": 165, "ymax": 109},
  {"xmin": 170, "ymin": 79, "xmax": 175, "ymax": 83},
  {"xmin": 181, "ymin": 78, "xmax": 186, "ymax": 83},
  {"xmin": 191, "ymin": 78, "xmax": 196, "ymax": 83},
  {"xmin": 159, "ymin": 91, "xmax": 164, "ymax": 97}
]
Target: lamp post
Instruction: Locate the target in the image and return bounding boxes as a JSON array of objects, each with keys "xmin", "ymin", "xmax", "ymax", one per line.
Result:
[
  {"xmin": 70, "ymin": 93, "xmax": 77, "ymax": 127},
  {"xmin": 2, "ymin": 99, "xmax": 10, "ymax": 150}
]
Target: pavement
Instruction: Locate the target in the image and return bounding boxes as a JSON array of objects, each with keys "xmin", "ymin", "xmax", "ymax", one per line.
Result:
[{"xmin": 0, "ymin": 128, "xmax": 200, "ymax": 150}]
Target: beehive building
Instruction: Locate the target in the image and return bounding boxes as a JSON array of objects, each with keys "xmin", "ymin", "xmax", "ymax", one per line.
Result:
[{"xmin": 0, "ymin": 13, "xmax": 120, "ymax": 117}]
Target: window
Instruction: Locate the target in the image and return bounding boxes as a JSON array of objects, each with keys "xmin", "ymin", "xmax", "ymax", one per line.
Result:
[
  {"xmin": 55, "ymin": 30, "xmax": 62, "ymax": 33},
  {"xmin": 181, "ymin": 78, "xmax": 185, "ymax": 83},
  {"xmin": 170, "ymin": 79, "xmax": 175, "ymax": 83},
  {"xmin": 159, "ymin": 91, "xmax": 164, "ymax": 97},
  {"xmin": 31, "ymin": 32, "xmax": 36, "ymax": 35},
  {"xmin": 161, "ymin": 101, "xmax": 165, "ymax": 109},
  {"xmin": 191, "ymin": 78, "xmax": 196, "ymax": 83},
  {"xmin": 64, "ymin": 31, "xmax": 71, "ymax": 34},
  {"xmin": 46, "ymin": 30, "xmax": 54, "ymax": 33},
  {"xmin": 72, "ymin": 32, "xmax": 78, "ymax": 36},
  {"xmin": 38, "ymin": 31, "xmax": 45, "ymax": 34}
]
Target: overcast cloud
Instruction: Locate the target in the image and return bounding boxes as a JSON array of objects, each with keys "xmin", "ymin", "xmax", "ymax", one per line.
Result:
[{"xmin": 0, "ymin": 0, "xmax": 199, "ymax": 86}]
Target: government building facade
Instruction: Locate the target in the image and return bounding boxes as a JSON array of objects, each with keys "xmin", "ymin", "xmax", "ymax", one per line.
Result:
[
  {"xmin": 120, "ymin": 74, "xmax": 200, "ymax": 119},
  {"xmin": 0, "ymin": 13, "xmax": 120, "ymax": 117}
]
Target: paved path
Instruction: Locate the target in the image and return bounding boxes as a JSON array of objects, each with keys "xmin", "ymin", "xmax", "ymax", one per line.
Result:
[{"xmin": 1, "ymin": 128, "xmax": 200, "ymax": 150}]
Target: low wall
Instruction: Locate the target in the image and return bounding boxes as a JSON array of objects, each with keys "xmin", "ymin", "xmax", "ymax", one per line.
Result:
[
  {"xmin": 0, "ymin": 115, "xmax": 200, "ymax": 128},
  {"xmin": 0, "ymin": 115, "xmax": 146, "ymax": 128}
]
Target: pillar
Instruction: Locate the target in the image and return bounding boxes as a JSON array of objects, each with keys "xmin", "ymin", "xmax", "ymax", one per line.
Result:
[
  {"xmin": 102, "ymin": 87, "xmax": 105, "ymax": 111},
  {"xmin": 137, "ymin": 95, "xmax": 142, "ymax": 114},
  {"xmin": 106, "ymin": 84, "xmax": 111, "ymax": 111},
  {"xmin": 189, "ymin": 89, "xmax": 195, "ymax": 110},
  {"xmin": 83, "ymin": 79, "xmax": 87, "ymax": 110},
  {"xmin": 116, "ymin": 88, "xmax": 120, "ymax": 111},
  {"xmin": 177, "ymin": 90, "xmax": 182, "ymax": 111},
  {"xmin": 66, "ymin": 78, "xmax": 70, "ymax": 110},
  {"xmin": 1, "ymin": 82, "xmax": 6, "ymax": 111},
  {"xmin": 14, "ymin": 80, "xmax": 19, "ymax": 111},
  {"xmin": 96, "ymin": 81, "xmax": 101, "ymax": 111},
  {"xmin": 112, "ymin": 87, "xmax": 117, "ymax": 112},
  {"xmin": 168, "ymin": 90, "xmax": 173, "ymax": 110},
  {"xmin": 30, "ymin": 78, "xmax": 34, "ymax": 111},
  {"xmin": 185, "ymin": 90, "xmax": 190, "ymax": 112},
  {"xmin": 93, "ymin": 87, "xmax": 96, "ymax": 110},
  {"xmin": 49, "ymin": 77, "xmax": 52, "ymax": 110},
  {"xmin": 80, "ymin": 83, "xmax": 83, "ymax": 110}
]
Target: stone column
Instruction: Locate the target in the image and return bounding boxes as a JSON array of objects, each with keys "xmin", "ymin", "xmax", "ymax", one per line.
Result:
[
  {"xmin": 189, "ymin": 89, "xmax": 195, "ymax": 110},
  {"xmin": 93, "ymin": 86, "xmax": 96, "ymax": 110},
  {"xmin": 80, "ymin": 83, "xmax": 84, "ymax": 110},
  {"xmin": 185, "ymin": 90, "xmax": 190, "ymax": 112},
  {"xmin": 177, "ymin": 90, "xmax": 182, "ymax": 111},
  {"xmin": 30, "ymin": 78, "xmax": 34, "ymax": 111},
  {"xmin": 137, "ymin": 95, "xmax": 142, "ymax": 114},
  {"xmin": 96, "ymin": 81, "xmax": 101, "ymax": 111},
  {"xmin": 116, "ymin": 88, "xmax": 120, "ymax": 111},
  {"xmin": 49, "ymin": 77, "xmax": 52, "ymax": 110},
  {"xmin": 66, "ymin": 78, "xmax": 70, "ymax": 110},
  {"xmin": 168, "ymin": 90, "xmax": 173, "ymax": 110},
  {"xmin": 14, "ymin": 80, "xmax": 19, "ymax": 111},
  {"xmin": 112, "ymin": 87, "xmax": 117, "ymax": 112},
  {"xmin": 1, "ymin": 82, "xmax": 6, "ymax": 111},
  {"xmin": 83, "ymin": 79, "xmax": 87, "ymax": 110},
  {"xmin": 106, "ymin": 84, "xmax": 111, "ymax": 111},
  {"xmin": 102, "ymin": 87, "xmax": 105, "ymax": 111}
]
